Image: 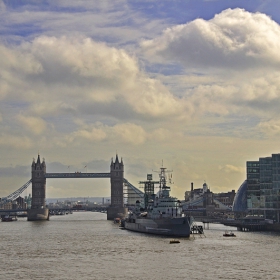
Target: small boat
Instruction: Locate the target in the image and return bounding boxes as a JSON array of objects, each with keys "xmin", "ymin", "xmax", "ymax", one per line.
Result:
[
  {"xmin": 170, "ymin": 239, "xmax": 180, "ymax": 244},
  {"xmin": 1, "ymin": 215, "xmax": 18, "ymax": 222},
  {"xmin": 223, "ymin": 231, "xmax": 236, "ymax": 237}
]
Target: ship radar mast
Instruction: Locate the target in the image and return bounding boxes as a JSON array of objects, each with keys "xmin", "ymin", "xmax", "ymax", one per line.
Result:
[
  {"xmin": 153, "ymin": 165, "xmax": 173, "ymax": 198},
  {"xmin": 139, "ymin": 163, "xmax": 173, "ymax": 208}
]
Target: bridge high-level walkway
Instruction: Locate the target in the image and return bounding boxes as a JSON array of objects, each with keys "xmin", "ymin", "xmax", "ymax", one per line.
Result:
[{"xmin": 45, "ymin": 173, "xmax": 111, "ymax": 178}]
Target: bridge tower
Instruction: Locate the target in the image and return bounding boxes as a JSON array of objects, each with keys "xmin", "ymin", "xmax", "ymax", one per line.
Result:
[
  {"xmin": 27, "ymin": 154, "xmax": 49, "ymax": 221},
  {"xmin": 107, "ymin": 154, "xmax": 128, "ymax": 220}
]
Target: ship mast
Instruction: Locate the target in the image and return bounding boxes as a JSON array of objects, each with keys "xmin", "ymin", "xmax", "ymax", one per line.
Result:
[{"xmin": 154, "ymin": 166, "xmax": 172, "ymax": 198}]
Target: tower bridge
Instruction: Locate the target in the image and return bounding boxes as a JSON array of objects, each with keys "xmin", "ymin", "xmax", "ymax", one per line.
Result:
[{"xmin": 1, "ymin": 154, "xmax": 143, "ymax": 221}]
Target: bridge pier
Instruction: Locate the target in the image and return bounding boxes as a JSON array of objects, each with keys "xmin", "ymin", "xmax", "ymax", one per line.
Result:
[
  {"xmin": 107, "ymin": 206, "xmax": 128, "ymax": 220},
  {"xmin": 28, "ymin": 208, "xmax": 49, "ymax": 221}
]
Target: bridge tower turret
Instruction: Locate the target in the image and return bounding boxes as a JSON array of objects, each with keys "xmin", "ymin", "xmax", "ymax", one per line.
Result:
[
  {"xmin": 107, "ymin": 154, "xmax": 128, "ymax": 220},
  {"xmin": 27, "ymin": 154, "xmax": 49, "ymax": 221}
]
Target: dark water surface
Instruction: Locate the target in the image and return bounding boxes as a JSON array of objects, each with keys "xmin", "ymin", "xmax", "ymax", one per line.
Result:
[{"xmin": 1, "ymin": 212, "xmax": 280, "ymax": 280}]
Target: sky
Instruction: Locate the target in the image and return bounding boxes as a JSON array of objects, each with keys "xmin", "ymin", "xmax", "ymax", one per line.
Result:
[{"xmin": 1, "ymin": 0, "xmax": 280, "ymax": 199}]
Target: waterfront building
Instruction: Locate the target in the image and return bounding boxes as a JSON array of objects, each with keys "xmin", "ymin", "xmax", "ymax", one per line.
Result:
[
  {"xmin": 12, "ymin": 200, "xmax": 19, "ymax": 209},
  {"xmin": 214, "ymin": 190, "xmax": 235, "ymax": 207},
  {"xmin": 184, "ymin": 182, "xmax": 235, "ymax": 209},
  {"xmin": 234, "ymin": 153, "xmax": 280, "ymax": 222},
  {"xmin": 0, "ymin": 196, "xmax": 27, "ymax": 210},
  {"xmin": 24, "ymin": 194, "xmax": 32, "ymax": 209},
  {"xmin": 16, "ymin": 196, "xmax": 26, "ymax": 209},
  {"xmin": 3, "ymin": 202, "xmax": 12, "ymax": 210},
  {"xmin": 232, "ymin": 180, "xmax": 247, "ymax": 218},
  {"xmin": 184, "ymin": 182, "xmax": 214, "ymax": 207},
  {"xmin": 183, "ymin": 180, "xmax": 236, "ymax": 219},
  {"xmin": 183, "ymin": 182, "xmax": 234, "ymax": 217}
]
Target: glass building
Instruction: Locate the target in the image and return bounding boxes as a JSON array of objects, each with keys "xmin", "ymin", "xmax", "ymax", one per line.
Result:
[
  {"xmin": 232, "ymin": 180, "xmax": 247, "ymax": 214},
  {"xmin": 246, "ymin": 153, "xmax": 280, "ymax": 221}
]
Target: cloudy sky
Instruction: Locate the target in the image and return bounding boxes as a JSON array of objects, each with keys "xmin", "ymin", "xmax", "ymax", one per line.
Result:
[{"xmin": 1, "ymin": 0, "xmax": 280, "ymax": 199}]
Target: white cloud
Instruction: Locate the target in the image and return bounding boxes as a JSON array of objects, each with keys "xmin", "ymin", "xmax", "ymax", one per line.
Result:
[
  {"xmin": 17, "ymin": 114, "xmax": 47, "ymax": 135},
  {"xmin": 258, "ymin": 119, "xmax": 280, "ymax": 136},
  {"xmin": 0, "ymin": 0, "xmax": 167, "ymax": 48},
  {"xmin": 68, "ymin": 122, "xmax": 147, "ymax": 146},
  {"xmin": 47, "ymin": 0, "xmax": 127, "ymax": 10},
  {"xmin": 0, "ymin": 0, "xmax": 6, "ymax": 12},
  {"xmin": 0, "ymin": 134, "xmax": 32, "ymax": 149},
  {"xmin": 70, "ymin": 126, "xmax": 107, "ymax": 142},
  {"xmin": 219, "ymin": 164, "xmax": 244, "ymax": 174},
  {"xmin": 141, "ymin": 8, "xmax": 280, "ymax": 70},
  {"xmin": 140, "ymin": 9, "xmax": 280, "ymax": 123},
  {"xmin": 0, "ymin": 36, "xmax": 185, "ymax": 122},
  {"xmin": 0, "ymin": 44, "xmax": 42, "ymax": 77},
  {"xmin": 148, "ymin": 128, "xmax": 172, "ymax": 142},
  {"xmin": 113, "ymin": 123, "xmax": 147, "ymax": 145}
]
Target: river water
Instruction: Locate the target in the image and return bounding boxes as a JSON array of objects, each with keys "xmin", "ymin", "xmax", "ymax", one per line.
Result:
[{"xmin": 0, "ymin": 211, "xmax": 279, "ymax": 280}]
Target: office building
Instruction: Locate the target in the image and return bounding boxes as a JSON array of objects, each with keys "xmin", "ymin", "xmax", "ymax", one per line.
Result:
[{"xmin": 233, "ymin": 153, "xmax": 280, "ymax": 221}]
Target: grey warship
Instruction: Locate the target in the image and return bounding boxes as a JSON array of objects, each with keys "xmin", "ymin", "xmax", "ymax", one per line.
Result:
[{"xmin": 124, "ymin": 167, "xmax": 192, "ymax": 237}]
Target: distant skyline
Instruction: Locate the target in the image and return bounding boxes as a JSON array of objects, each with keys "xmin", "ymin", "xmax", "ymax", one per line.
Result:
[
  {"xmin": 1, "ymin": 0, "xmax": 280, "ymax": 199},
  {"xmin": 46, "ymin": 197, "xmax": 110, "ymax": 203}
]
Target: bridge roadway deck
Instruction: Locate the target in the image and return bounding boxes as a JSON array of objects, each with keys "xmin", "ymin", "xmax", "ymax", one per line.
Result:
[
  {"xmin": 0, "ymin": 209, "xmax": 27, "ymax": 213},
  {"xmin": 45, "ymin": 173, "xmax": 111, "ymax": 178},
  {"xmin": 0, "ymin": 206, "xmax": 108, "ymax": 215}
]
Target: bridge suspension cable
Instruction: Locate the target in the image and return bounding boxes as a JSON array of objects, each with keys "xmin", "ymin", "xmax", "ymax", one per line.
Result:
[
  {"xmin": 1, "ymin": 179, "xmax": 32, "ymax": 203},
  {"xmin": 123, "ymin": 178, "xmax": 144, "ymax": 196},
  {"xmin": 123, "ymin": 178, "xmax": 144, "ymax": 204}
]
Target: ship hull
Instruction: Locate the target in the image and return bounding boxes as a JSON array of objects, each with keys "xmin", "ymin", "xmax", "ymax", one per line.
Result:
[{"xmin": 124, "ymin": 216, "xmax": 191, "ymax": 237}]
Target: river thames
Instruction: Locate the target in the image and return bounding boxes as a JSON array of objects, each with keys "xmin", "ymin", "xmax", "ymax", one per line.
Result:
[{"xmin": 0, "ymin": 211, "xmax": 279, "ymax": 280}]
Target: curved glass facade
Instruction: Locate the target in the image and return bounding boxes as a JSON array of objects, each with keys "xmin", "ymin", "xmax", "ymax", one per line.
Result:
[{"xmin": 232, "ymin": 180, "xmax": 247, "ymax": 212}]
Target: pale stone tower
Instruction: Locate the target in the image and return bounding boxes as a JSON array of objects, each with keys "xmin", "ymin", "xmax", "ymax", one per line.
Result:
[
  {"xmin": 107, "ymin": 154, "xmax": 128, "ymax": 220},
  {"xmin": 27, "ymin": 154, "xmax": 49, "ymax": 221}
]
